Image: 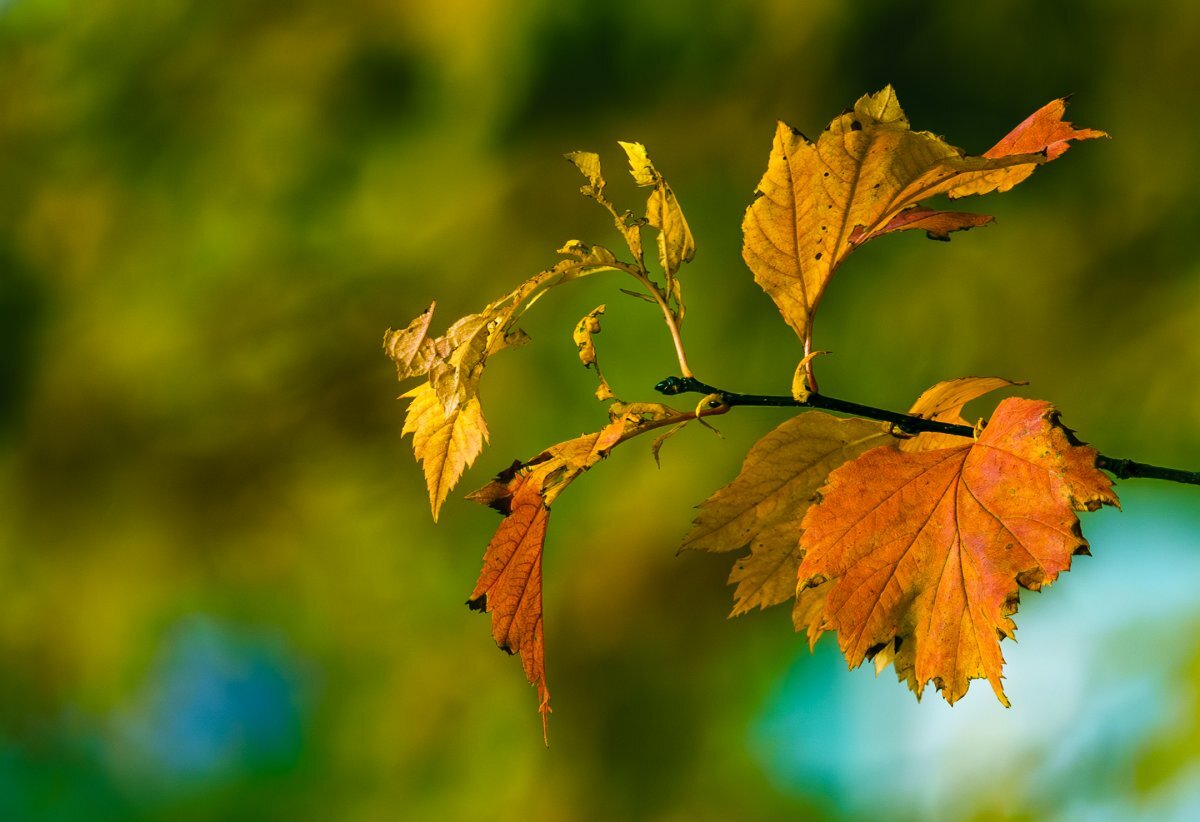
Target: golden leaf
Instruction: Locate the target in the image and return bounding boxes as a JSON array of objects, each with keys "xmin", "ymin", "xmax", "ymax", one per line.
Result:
[
  {"xmin": 401, "ymin": 382, "xmax": 488, "ymax": 521},
  {"xmin": 682, "ymin": 412, "xmax": 892, "ymax": 615},
  {"xmin": 902, "ymin": 375, "xmax": 1024, "ymax": 452},
  {"xmin": 618, "ymin": 140, "xmax": 696, "ymax": 284},
  {"xmin": 742, "ymin": 87, "xmax": 1104, "ymax": 349},
  {"xmin": 388, "ymin": 255, "xmax": 616, "ymax": 517}
]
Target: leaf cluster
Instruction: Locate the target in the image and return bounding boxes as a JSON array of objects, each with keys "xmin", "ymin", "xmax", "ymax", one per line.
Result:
[{"xmin": 385, "ymin": 87, "xmax": 1125, "ymax": 740}]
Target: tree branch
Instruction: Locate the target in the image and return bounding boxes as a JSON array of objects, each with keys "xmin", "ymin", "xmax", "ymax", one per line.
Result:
[{"xmin": 654, "ymin": 375, "xmax": 1200, "ymax": 486}]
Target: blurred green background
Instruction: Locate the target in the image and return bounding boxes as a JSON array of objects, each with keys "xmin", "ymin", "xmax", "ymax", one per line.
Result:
[{"xmin": 1, "ymin": 1, "xmax": 1198, "ymax": 819}]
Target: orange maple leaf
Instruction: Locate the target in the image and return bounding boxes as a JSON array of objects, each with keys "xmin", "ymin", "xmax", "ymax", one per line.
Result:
[
  {"xmin": 467, "ymin": 472, "xmax": 552, "ymax": 739},
  {"xmin": 466, "ymin": 420, "xmax": 628, "ymax": 742},
  {"xmin": 796, "ymin": 398, "xmax": 1119, "ymax": 706}
]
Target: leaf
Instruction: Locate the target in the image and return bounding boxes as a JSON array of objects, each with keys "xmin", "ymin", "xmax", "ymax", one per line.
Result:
[
  {"xmin": 557, "ymin": 239, "xmax": 620, "ymax": 270},
  {"xmin": 741, "ymin": 87, "xmax": 1104, "ymax": 348},
  {"xmin": 902, "ymin": 375, "xmax": 1024, "ymax": 452},
  {"xmin": 467, "ymin": 419, "xmax": 630, "ymax": 742},
  {"xmin": 607, "ymin": 401, "xmax": 680, "ymax": 424},
  {"xmin": 565, "ymin": 150, "xmax": 647, "ymax": 267},
  {"xmin": 389, "ymin": 255, "xmax": 613, "ymax": 517},
  {"xmin": 852, "ymin": 206, "xmax": 994, "ymax": 243},
  {"xmin": 946, "ymin": 97, "xmax": 1109, "ymax": 199},
  {"xmin": 573, "ymin": 304, "xmax": 616, "ymax": 401},
  {"xmin": 401, "ymin": 382, "xmax": 488, "ymax": 521},
  {"xmin": 618, "ymin": 141, "xmax": 696, "ymax": 284},
  {"xmin": 790, "ymin": 350, "xmax": 828, "ymax": 401},
  {"xmin": 682, "ymin": 413, "xmax": 892, "ymax": 616},
  {"xmin": 564, "ymin": 151, "xmax": 605, "ymax": 196},
  {"xmin": 382, "ymin": 301, "xmax": 436, "ymax": 380},
  {"xmin": 795, "ymin": 397, "xmax": 1119, "ymax": 706},
  {"xmin": 467, "ymin": 473, "xmax": 552, "ymax": 742}
]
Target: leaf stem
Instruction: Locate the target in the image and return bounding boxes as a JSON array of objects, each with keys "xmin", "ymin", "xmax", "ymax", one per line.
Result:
[
  {"xmin": 654, "ymin": 375, "xmax": 1200, "ymax": 486},
  {"xmin": 612, "ymin": 262, "xmax": 693, "ymax": 378},
  {"xmin": 613, "ymin": 402, "xmax": 728, "ymax": 448}
]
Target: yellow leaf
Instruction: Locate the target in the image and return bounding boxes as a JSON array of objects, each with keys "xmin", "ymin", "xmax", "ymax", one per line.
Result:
[
  {"xmin": 682, "ymin": 412, "xmax": 892, "ymax": 615},
  {"xmin": 742, "ymin": 87, "xmax": 1103, "ymax": 348},
  {"xmin": 402, "ymin": 382, "xmax": 488, "ymax": 521},
  {"xmin": 618, "ymin": 140, "xmax": 695, "ymax": 284},
  {"xmin": 648, "ymin": 184, "xmax": 695, "ymax": 281},
  {"xmin": 902, "ymin": 375, "xmax": 1024, "ymax": 452},
  {"xmin": 563, "ymin": 150, "xmax": 605, "ymax": 195},
  {"xmin": 790, "ymin": 350, "xmax": 828, "ymax": 401},
  {"xmin": 607, "ymin": 401, "xmax": 680, "ymax": 424},
  {"xmin": 557, "ymin": 240, "xmax": 619, "ymax": 269},
  {"xmin": 388, "ymin": 256, "xmax": 615, "ymax": 517}
]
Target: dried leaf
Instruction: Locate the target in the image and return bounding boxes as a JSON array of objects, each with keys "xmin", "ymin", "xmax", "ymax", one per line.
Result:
[
  {"xmin": 903, "ymin": 376, "xmax": 1023, "ymax": 452},
  {"xmin": 573, "ymin": 305, "xmax": 616, "ymax": 401},
  {"xmin": 796, "ymin": 398, "xmax": 1119, "ymax": 706},
  {"xmin": 790, "ymin": 350, "xmax": 828, "ymax": 401},
  {"xmin": 557, "ymin": 240, "xmax": 620, "ymax": 269},
  {"xmin": 564, "ymin": 151, "xmax": 605, "ymax": 195},
  {"xmin": 683, "ymin": 413, "xmax": 892, "ymax": 615},
  {"xmin": 608, "ymin": 401, "xmax": 680, "ymax": 424},
  {"xmin": 467, "ymin": 473, "xmax": 552, "ymax": 742},
  {"xmin": 742, "ymin": 87, "xmax": 1103, "ymax": 348},
  {"xmin": 853, "ymin": 206, "xmax": 994, "ymax": 243},
  {"xmin": 382, "ymin": 301, "xmax": 437, "ymax": 381},
  {"xmin": 466, "ymin": 418, "xmax": 631, "ymax": 741},
  {"xmin": 565, "ymin": 150, "xmax": 648, "ymax": 267}
]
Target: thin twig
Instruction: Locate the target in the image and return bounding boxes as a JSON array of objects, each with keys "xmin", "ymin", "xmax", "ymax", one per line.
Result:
[{"xmin": 654, "ymin": 375, "xmax": 1200, "ymax": 486}]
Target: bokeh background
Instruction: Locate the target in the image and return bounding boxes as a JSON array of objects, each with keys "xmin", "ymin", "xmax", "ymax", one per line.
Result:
[{"xmin": 1, "ymin": 1, "xmax": 1199, "ymax": 819}]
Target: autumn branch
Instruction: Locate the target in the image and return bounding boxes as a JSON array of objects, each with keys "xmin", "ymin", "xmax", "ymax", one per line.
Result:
[{"xmin": 655, "ymin": 375, "xmax": 1200, "ymax": 487}]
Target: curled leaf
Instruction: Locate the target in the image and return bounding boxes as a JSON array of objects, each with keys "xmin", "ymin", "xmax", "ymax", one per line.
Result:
[
  {"xmin": 573, "ymin": 305, "xmax": 616, "ymax": 401},
  {"xmin": 903, "ymin": 375, "xmax": 1024, "ymax": 452},
  {"xmin": 853, "ymin": 206, "xmax": 994, "ymax": 243},
  {"xmin": 564, "ymin": 151, "xmax": 605, "ymax": 195},
  {"xmin": 791, "ymin": 350, "xmax": 829, "ymax": 401},
  {"xmin": 383, "ymin": 301, "xmax": 437, "ymax": 381}
]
